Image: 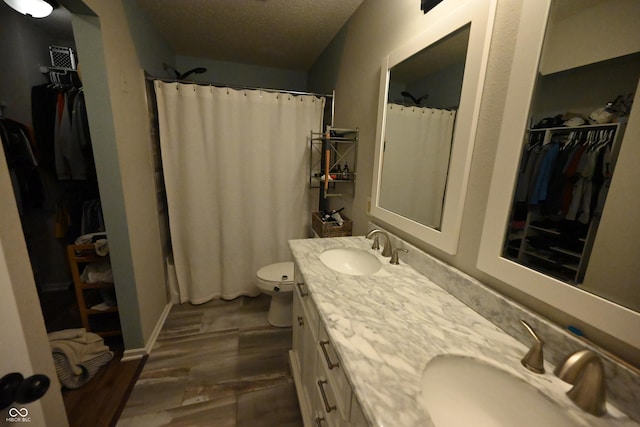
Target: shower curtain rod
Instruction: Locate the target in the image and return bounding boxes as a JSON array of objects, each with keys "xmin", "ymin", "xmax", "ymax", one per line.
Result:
[{"xmin": 146, "ymin": 76, "xmax": 334, "ymax": 99}]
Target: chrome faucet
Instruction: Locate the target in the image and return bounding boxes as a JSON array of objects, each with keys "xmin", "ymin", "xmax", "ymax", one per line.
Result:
[
  {"xmin": 365, "ymin": 229, "xmax": 393, "ymax": 257},
  {"xmin": 554, "ymin": 349, "xmax": 607, "ymax": 416}
]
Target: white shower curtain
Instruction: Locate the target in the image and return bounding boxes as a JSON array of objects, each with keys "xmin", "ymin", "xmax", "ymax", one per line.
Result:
[
  {"xmin": 154, "ymin": 82, "xmax": 325, "ymax": 303},
  {"xmin": 380, "ymin": 104, "xmax": 456, "ymax": 228}
]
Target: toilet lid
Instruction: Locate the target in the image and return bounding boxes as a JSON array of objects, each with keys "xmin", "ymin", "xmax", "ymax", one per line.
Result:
[{"xmin": 257, "ymin": 262, "xmax": 294, "ymax": 283}]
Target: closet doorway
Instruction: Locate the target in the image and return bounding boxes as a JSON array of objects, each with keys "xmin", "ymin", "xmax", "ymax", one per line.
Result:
[
  {"xmin": 0, "ymin": 2, "xmax": 114, "ymax": 337},
  {"xmin": 0, "ymin": 3, "xmax": 138, "ymax": 423}
]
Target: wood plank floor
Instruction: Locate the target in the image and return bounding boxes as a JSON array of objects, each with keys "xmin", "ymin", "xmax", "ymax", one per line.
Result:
[
  {"xmin": 62, "ymin": 341, "xmax": 146, "ymax": 427},
  {"xmin": 117, "ymin": 294, "xmax": 302, "ymax": 426}
]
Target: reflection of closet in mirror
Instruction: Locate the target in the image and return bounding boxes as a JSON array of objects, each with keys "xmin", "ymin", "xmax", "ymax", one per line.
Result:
[
  {"xmin": 478, "ymin": 0, "xmax": 640, "ymax": 354},
  {"xmin": 505, "ymin": 123, "xmax": 623, "ymax": 284},
  {"xmin": 502, "ymin": 1, "xmax": 640, "ymax": 285}
]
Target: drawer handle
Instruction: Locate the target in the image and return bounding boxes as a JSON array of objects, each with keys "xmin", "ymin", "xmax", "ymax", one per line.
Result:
[
  {"xmin": 319, "ymin": 340, "xmax": 340, "ymax": 369},
  {"xmin": 297, "ymin": 316, "xmax": 304, "ymax": 326},
  {"xmin": 315, "ymin": 416, "xmax": 325, "ymax": 426},
  {"xmin": 317, "ymin": 380, "xmax": 336, "ymax": 413},
  {"xmin": 296, "ymin": 282, "xmax": 308, "ymax": 297}
]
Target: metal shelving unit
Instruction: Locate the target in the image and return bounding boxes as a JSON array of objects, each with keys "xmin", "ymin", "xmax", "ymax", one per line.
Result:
[{"xmin": 309, "ymin": 126, "xmax": 358, "ymax": 208}]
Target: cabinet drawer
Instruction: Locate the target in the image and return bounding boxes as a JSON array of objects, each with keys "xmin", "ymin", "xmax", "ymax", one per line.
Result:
[
  {"xmin": 294, "ymin": 264, "xmax": 319, "ymax": 339},
  {"xmin": 315, "ymin": 357, "xmax": 347, "ymax": 427},
  {"xmin": 318, "ymin": 323, "xmax": 351, "ymax": 420},
  {"xmin": 292, "ymin": 288, "xmax": 304, "ymax": 369}
]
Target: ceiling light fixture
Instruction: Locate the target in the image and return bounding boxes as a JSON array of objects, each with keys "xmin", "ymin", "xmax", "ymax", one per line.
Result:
[{"xmin": 3, "ymin": 0, "xmax": 54, "ymax": 18}]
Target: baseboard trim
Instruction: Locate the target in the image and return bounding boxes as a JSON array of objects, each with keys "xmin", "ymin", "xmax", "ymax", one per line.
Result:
[
  {"xmin": 145, "ymin": 301, "xmax": 173, "ymax": 354},
  {"xmin": 121, "ymin": 301, "xmax": 173, "ymax": 361},
  {"xmin": 121, "ymin": 348, "xmax": 146, "ymax": 361}
]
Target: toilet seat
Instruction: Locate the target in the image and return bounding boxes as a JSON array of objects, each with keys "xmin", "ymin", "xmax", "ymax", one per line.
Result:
[{"xmin": 257, "ymin": 262, "xmax": 294, "ymax": 287}]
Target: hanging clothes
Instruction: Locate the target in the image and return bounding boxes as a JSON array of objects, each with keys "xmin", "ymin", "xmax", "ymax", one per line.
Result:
[
  {"xmin": 567, "ymin": 148, "xmax": 599, "ymax": 223},
  {"xmin": 515, "ymin": 141, "xmax": 545, "ymax": 203},
  {"xmin": 529, "ymin": 142, "xmax": 560, "ymax": 205},
  {"xmin": 593, "ymin": 145, "xmax": 612, "ymax": 217},
  {"xmin": 31, "ymin": 83, "xmax": 58, "ymax": 174},
  {"xmin": 518, "ymin": 127, "xmax": 615, "ymax": 225},
  {"xmin": 30, "ymin": 78, "xmax": 101, "ymax": 243},
  {"xmin": 540, "ymin": 144, "xmax": 571, "ymax": 215},
  {"xmin": 0, "ymin": 118, "xmax": 44, "ymax": 213},
  {"xmin": 559, "ymin": 144, "xmax": 587, "ymax": 216},
  {"xmin": 70, "ymin": 90, "xmax": 96, "ymax": 181}
]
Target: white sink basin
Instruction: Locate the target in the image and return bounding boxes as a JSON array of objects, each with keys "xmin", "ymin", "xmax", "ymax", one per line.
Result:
[
  {"xmin": 319, "ymin": 248, "xmax": 382, "ymax": 276},
  {"xmin": 419, "ymin": 355, "xmax": 579, "ymax": 427}
]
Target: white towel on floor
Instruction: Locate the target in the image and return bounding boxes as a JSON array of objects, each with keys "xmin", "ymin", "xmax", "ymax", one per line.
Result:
[{"xmin": 49, "ymin": 329, "xmax": 111, "ymax": 376}]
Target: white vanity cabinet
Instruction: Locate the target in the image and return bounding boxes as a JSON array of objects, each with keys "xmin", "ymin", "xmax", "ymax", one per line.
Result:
[
  {"xmin": 290, "ymin": 263, "xmax": 368, "ymax": 427},
  {"xmin": 291, "ymin": 279, "xmax": 319, "ymax": 425}
]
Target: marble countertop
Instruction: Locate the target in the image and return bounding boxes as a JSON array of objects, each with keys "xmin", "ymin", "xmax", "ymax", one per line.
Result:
[{"xmin": 289, "ymin": 236, "xmax": 637, "ymax": 427}]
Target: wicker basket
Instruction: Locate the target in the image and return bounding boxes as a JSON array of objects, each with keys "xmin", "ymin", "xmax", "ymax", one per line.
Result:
[{"xmin": 312, "ymin": 211, "xmax": 353, "ymax": 237}]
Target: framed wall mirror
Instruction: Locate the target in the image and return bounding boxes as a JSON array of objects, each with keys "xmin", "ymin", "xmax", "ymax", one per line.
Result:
[
  {"xmin": 479, "ymin": 0, "xmax": 640, "ymax": 352},
  {"xmin": 370, "ymin": 0, "xmax": 496, "ymax": 254}
]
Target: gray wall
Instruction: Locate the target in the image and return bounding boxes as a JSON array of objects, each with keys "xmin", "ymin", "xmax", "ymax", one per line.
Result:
[
  {"xmin": 66, "ymin": 0, "xmax": 174, "ymax": 349},
  {"xmin": 177, "ymin": 55, "xmax": 308, "ymax": 91}
]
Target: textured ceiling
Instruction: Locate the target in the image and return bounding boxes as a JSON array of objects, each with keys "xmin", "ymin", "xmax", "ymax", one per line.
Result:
[{"xmin": 136, "ymin": 0, "xmax": 364, "ymax": 71}]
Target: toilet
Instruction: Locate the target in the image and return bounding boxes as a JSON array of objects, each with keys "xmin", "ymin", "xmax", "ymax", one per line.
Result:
[{"xmin": 256, "ymin": 261, "xmax": 294, "ymax": 327}]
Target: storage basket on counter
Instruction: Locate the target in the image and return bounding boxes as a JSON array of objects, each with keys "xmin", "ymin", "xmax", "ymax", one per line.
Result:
[{"xmin": 311, "ymin": 211, "xmax": 353, "ymax": 237}]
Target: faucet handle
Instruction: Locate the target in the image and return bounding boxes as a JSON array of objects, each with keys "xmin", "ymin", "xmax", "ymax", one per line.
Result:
[
  {"xmin": 520, "ymin": 320, "xmax": 545, "ymax": 374},
  {"xmin": 371, "ymin": 235, "xmax": 380, "ymax": 250},
  {"xmin": 390, "ymin": 248, "xmax": 408, "ymax": 265}
]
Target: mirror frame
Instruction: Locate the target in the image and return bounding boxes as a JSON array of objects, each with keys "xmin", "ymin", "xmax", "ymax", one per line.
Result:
[
  {"xmin": 370, "ymin": 0, "xmax": 497, "ymax": 255},
  {"xmin": 477, "ymin": 0, "xmax": 640, "ymax": 350}
]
